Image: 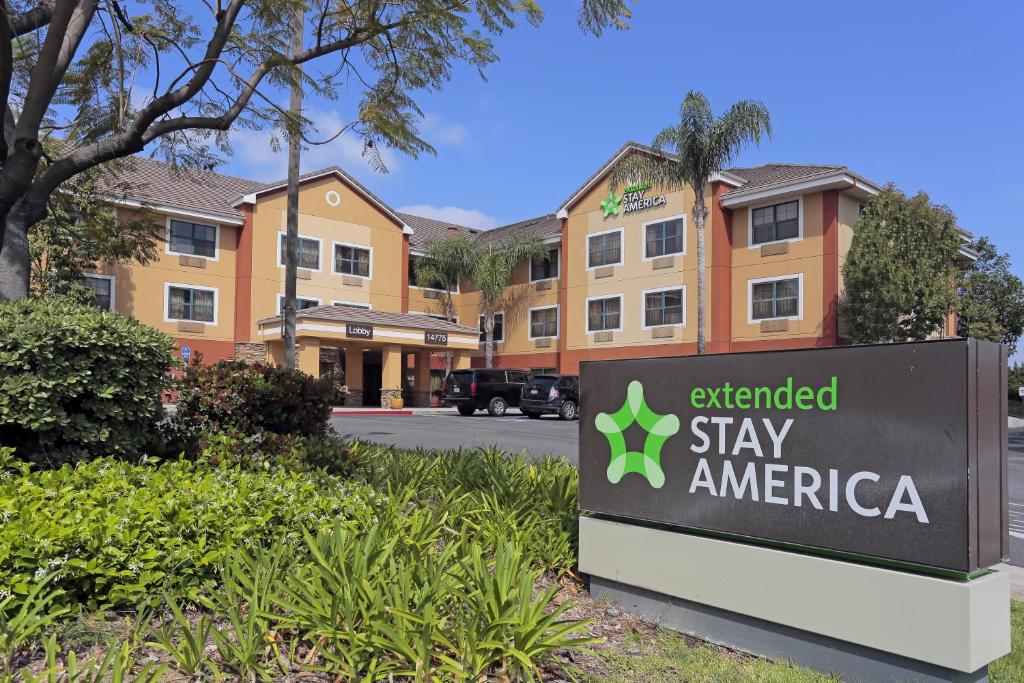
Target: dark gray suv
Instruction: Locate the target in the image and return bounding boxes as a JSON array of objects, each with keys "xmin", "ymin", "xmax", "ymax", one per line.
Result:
[{"xmin": 443, "ymin": 368, "xmax": 530, "ymax": 416}]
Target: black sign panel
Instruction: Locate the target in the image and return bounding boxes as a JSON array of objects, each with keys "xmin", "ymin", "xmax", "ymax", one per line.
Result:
[
  {"xmin": 579, "ymin": 339, "xmax": 1008, "ymax": 573},
  {"xmin": 346, "ymin": 323, "xmax": 373, "ymax": 340},
  {"xmin": 424, "ymin": 331, "xmax": 448, "ymax": 346}
]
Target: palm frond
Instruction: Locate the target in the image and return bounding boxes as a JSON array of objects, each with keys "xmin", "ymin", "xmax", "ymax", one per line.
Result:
[
  {"xmin": 709, "ymin": 99, "xmax": 772, "ymax": 169},
  {"xmin": 607, "ymin": 152, "xmax": 681, "ymax": 192}
]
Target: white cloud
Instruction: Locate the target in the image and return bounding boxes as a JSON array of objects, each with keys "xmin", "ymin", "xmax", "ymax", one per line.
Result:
[
  {"xmin": 229, "ymin": 108, "xmax": 401, "ymax": 179},
  {"xmin": 398, "ymin": 204, "xmax": 499, "ymax": 230},
  {"xmin": 421, "ymin": 113, "xmax": 468, "ymax": 146}
]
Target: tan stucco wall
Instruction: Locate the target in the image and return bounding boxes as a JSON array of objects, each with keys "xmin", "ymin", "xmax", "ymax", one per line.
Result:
[
  {"xmin": 729, "ymin": 192, "xmax": 826, "ymax": 342},
  {"xmin": 563, "ymin": 177, "xmax": 699, "ymax": 352},
  {"xmin": 246, "ymin": 175, "xmax": 406, "ymax": 338},
  {"xmin": 96, "ymin": 208, "xmax": 238, "ymax": 343},
  {"xmin": 837, "ymin": 192, "xmax": 861, "ymax": 295}
]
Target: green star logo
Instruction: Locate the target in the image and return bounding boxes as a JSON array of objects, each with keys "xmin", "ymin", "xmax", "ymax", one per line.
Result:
[
  {"xmin": 596, "ymin": 380, "xmax": 680, "ymax": 489},
  {"xmin": 600, "ymin": 191, "xmax": 621, "ymax": 218}
]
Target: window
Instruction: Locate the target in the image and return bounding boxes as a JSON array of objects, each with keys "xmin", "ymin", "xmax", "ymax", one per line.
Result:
[
  {"xmin": 750, "ymin": 277, "xmax": 801, "ymax": 320},
  {"xmin": 530, "ymin": 306, "xmax": 559, "ymax": 338},
  {"xmin": 168, "ymin": 219, "xmax": 216, "ymax": 258},
  {"xmin": 84, "ymin": 274, "xmax": 114, "ymax": 311},
  {"xmin": 587, "ymin": 296, "xmax": 621, "ymax": 332},
  {"xmin": 644, "ymin": 288, "xmax": 684, "ymax": 327},
  {"xmin": 508, "ymin": 371, "xmax": 530, "ymax": 384},
  {"xmin": 751, "ymin": 200, "xmax": 799, "ymax": 245},
  {"xmin": 167, "ymin": 285, "xmax": 215, "ymax": 323},
  {"xmin": 479, "ymin": 312, "xmax": 504, "ymax": 342},
  {"xmin": 588, "ymin": 230, "xmax": 622, "ymax": 268},
  {"xmin": 278, "ymin": 295, "xmax": 320, "ymax": 313},
  {"xmin": 278, "ymin": 234, "xmax": 321, "ymax": 270},
  {"xmin": 530, "ymin": 248, "xmax": 559, "ymax": 281},
  {"xmin": 530, "ymin": 367, "xmax": 557, "ymax": 375},
  {"xmin": 645, "ymin": 217, "xmax": 684, "ymax": 258},
  {"xmin": 334, "ymin": 243, "xmax": 371, "ymax": 277}
]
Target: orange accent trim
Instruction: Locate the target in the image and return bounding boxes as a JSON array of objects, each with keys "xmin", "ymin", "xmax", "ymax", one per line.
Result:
[
  {"xmin": 557, "ymin": 218, "xmax": 569, "ymax": 370},
  {"xmin": 730, "ymin": 336, "xmax": 832, "ymax": 353},
  {"xmin": 560, "ymin": 342, "xmax": 698, "ymax": 375},
  {"xmin": 709, "ymin": 182, "xmax": 733, "ymax": 354},
  {"xmin": 473, "ymin": 351, "xmax": 561, "ymax": 370},
  {"xmin": 234, "ymin": 206, "xmax": 254, "ymax": 342},
  {"xmin": 174, "ymin": 338, "xmax": 238, "ymax": 363},
  {"xmin": 822, "ymin": 190, "xmax": 839, "ymax": 346},
  {"xmin": 401, "ymin": 235, "xmax": 410, "ymax": 313}
]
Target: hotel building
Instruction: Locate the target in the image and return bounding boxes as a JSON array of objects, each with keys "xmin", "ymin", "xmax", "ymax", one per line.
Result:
[{"xmin": 85, "ymin": 141, "xmax": 956, "ymax": 406}]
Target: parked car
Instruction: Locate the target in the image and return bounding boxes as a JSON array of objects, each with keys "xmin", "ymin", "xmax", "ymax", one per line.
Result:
[
  {"xmin": 443, "ymin": 368, "xmax": 530, "ymax": 416},
  {"xmin": 519, "ymin": 374, "xmax": 580, "ymax": 420}
]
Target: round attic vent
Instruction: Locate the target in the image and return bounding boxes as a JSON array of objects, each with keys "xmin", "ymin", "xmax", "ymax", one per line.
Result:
[{"xmin": 325, "ymin": 190, "xmax": 341, "ymax": 206}]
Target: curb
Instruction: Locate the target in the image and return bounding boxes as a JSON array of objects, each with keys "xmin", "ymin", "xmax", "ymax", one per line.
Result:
[{"xmin": 331, "ymin": 409, "xmax": 414, "ymax": 416}]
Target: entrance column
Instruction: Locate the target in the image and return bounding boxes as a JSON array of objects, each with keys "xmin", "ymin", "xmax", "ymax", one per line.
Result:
[
  {"xmin": 453, "ymin": 352, "xmax": 472, "ymax": 370},
  {"xmin": 266, "ymin": 340, "xmax": 285, "ymax": 366},
  {"xmin": 296, "ymin": 337, "xmax": 320, "ymax": 377},
  {"xmin": 381, "ymin": 344, "xmax": 403, "ymax": 408},
  {"xmin": 344, "ymin": 348, "xmax": 364, "ymax": 407},
  {"xmin": 413, "ymin": 350, "xmax": 432, "ymax": 407}
]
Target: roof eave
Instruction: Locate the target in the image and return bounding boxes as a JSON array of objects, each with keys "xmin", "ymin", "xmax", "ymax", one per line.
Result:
[
  {"xmin": 104, "ymin": 196, "xmax": 245, "ymax": 225},
  {"xmin": 720, "ymin": 172, "xmax": 881, "ymax": 208}
]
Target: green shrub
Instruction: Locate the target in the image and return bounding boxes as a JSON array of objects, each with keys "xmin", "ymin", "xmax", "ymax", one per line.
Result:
[
  {"xmin": 172, "ymin": 359, "xmax": 335, "ymax": 441},
  {"xmin": 0, "ymin": 448, "xmax": 375, "ymax": 611},
  {"xmin": 0, "ymin": 297, "xmax": 173, "ymax": 465},
  {"xmin": 197, "ymin": 429, "xmax": 357, "ymax": 475}
]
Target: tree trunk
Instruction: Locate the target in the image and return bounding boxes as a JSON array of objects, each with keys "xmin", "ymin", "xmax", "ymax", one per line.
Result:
[
  {"xmin": 282, "ymin": 6, "xmax": 303, "ymax": 370},
  {"xmin": 0, "ymin": 206, "xmax": 33, "ymax": 299},
  {"xmin": 484, "ymin": 309, "xmax": 494, "ymax": 368},
  {"xmin": 443, "ymin": 289, "xmax": 454, "ymax": 375},
  {"xmin": 694, "ymin": 190, "xmax": 707, "ymax": 355}
]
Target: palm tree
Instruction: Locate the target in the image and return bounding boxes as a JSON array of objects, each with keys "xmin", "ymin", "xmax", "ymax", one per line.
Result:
[
  {"xmin": 415, "ymin": 234, "xmax": 478, "ymax": 373},
  {"xmin": 473, "ymin": 234, "xmax": 550, "ymax": 367},
  {"xmin": 609, "ymin": 91, "xmax": 771, "ymax": 354}
]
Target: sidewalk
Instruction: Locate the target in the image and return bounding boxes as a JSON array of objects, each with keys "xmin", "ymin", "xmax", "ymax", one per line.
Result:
[
  {"xmin": 330, "ymin": 406, "xmax": 456, "ymax": 416},
  {"xmin": 995, "ymin": 563, "xmax": 1024, "ymax": 601}
]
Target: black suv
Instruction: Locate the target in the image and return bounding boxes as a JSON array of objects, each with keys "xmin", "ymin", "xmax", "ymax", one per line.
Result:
[
  {"xmin": 519, "ymin": 374, "xmax": 580, "ymax": 420},
  {"xmin": 444, "ymin": 368, "xmax": 530, "ymax": 416}
]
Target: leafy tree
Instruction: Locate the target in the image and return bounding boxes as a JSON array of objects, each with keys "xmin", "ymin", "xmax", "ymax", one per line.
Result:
[
  {"xmin": 608, "ymin": 91, "xmax": 771, "ymax": 354},
  {"xmin": 29, "ymin": 160, "xmax": 161, "ymax": 301},
  {"xmin": 0, "ymin": 0, "xmax": 632, "ymax": 299},
  {"xmin": 415, "ymin": 234, "xmax": 479, "ymax": 372},
  {"xmin": 840, "ymin": 185, "xmax": 961, "ymax": 343},
  {"xmin": 473, "ymin": 233, "xmax": 549, "ymax": 367},
  {"xmin": 956, "ymin": 236, "xmax": 1024, "ymax": 354}
]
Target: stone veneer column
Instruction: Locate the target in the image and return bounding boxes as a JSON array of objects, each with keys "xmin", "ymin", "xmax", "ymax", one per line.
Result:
[
  {"xmin": 380, "ymin": 344, "xmax": 403, "ymax": 408},
  {"xmin": 412, "ymin": 350, "xmax": 433, "ymax": 407}
]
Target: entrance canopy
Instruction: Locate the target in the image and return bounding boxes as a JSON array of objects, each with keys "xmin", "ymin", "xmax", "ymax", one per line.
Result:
[{"xmin": 256, "ymin": 305, "xmax": 479, "ymax": 350}]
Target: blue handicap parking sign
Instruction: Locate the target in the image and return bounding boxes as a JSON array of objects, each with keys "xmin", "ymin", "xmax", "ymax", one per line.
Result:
[{"xmin": 181, "ymin": 346, "xmax": 191, "ymax": 360}]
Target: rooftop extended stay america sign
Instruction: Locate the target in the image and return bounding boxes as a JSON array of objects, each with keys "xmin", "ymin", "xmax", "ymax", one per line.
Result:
[{"xmin": 579, "ymin": 339, "xmax": 1009, "ymax": 575}]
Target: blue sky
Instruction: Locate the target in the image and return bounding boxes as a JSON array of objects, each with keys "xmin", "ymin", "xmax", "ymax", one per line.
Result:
[{"xmin": 212, "ymin": 0, "xmax": 1024, "ymax": 272}]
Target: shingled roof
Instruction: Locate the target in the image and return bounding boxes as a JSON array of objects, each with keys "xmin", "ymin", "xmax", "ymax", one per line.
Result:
[
  {"xmin": 257, "ymin": 303, "xmax": 478, "ymax": 334},
  {"xmin": 399, "ymin": 212, "xmax": 480, "ymax": 252},
  {"xmin": 475, "ymin": 214, "xmax": 561, "ymax": 245},
  {"xmin": 722, "ymin": 163, "xmax": 879, "ymax": 200},
  {"xmin": 101, "ymin": 156, "xmax": 263, "ymax": 222}
]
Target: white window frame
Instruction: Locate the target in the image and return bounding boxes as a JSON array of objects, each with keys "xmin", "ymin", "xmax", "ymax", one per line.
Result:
[
  {"xmin": 747, "ymin": 273, "xmax": 804, "ymax": 324},
  {"xmin": 641, "ymin": 285, "xmax": 686, "ymax": 330},
  {"xmin": 408, "ymin": 252, "xmax": 460, "ymax": 294},
  {"xmin": 747, "ymin": 196, "xmax": 803, "ymax": 249},
  {"xmin": 276, "ymin": 293, "xmax": 322, "ymax": 313},
  {"xmin": 331, "ymin": 240, "xmax": 373, "ymax": 279},
  {"xmin": 585, "ymin": 293, "xmax": 624, "ymax": 334},
  {"xmin": 164, "ymin": 282, "xmax": 218, "ymax": 325},
  {"xmin": 276, "ymin": 231, "xmax": 323, "ymax": 272},
  {"xmin": 165, "ymin": 216, "xmax": 220, "ymax": 261},
  {"xmin": 478, "ymin": 311, "xmax": 505, "ymax": 344},
  {"xmin": 528, "ymin": 304, "xmax": 560, "ymax": 340},
  {"xmin": 83, "ymin": 272, "xmax": 116, "ymax": 311},
  {"xmin": 586, "ymin": 227, "xmax": 624, "ymax": 270},
  {"xmin": 332, "ymin": 300, "xmax": 372, "ymax": 309},
  {"xmin": 529, "ymin": 246, "xmax": 561, "ymax": 283},
  {"xmin": 642, "ymin": 214, "xmax": 687, "ymax": 261}
]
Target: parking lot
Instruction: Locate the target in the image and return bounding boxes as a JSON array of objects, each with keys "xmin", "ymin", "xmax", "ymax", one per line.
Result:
[{"xmin": 330, "ymin": 410, "xmax": 580, "ymax": 464}]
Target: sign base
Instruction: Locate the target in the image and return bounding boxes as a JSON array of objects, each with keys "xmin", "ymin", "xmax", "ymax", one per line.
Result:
[{"xmin": 580, "ymin": 517, "xmax": 1009, "ymax": 681}]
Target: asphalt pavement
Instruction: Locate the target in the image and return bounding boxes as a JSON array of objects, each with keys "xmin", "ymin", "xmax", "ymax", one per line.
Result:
[{"xmin": 329, "ymin": 409, "xmax": 580, "ymax": 464}]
